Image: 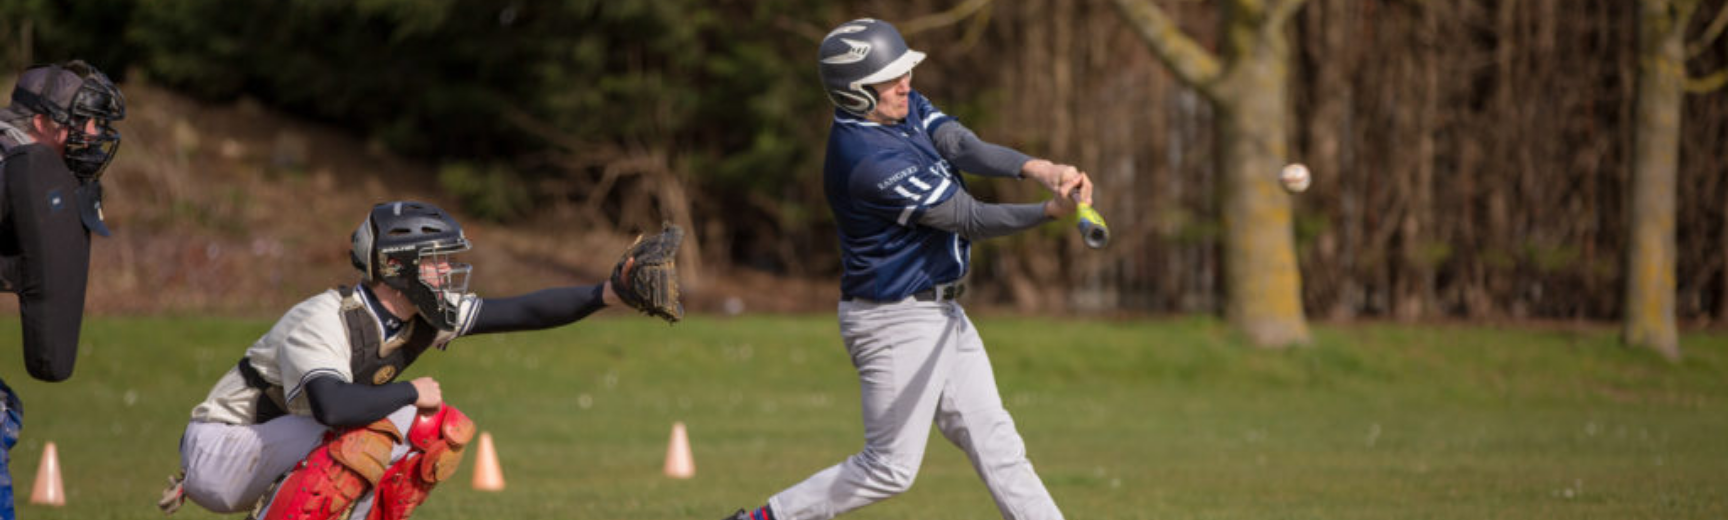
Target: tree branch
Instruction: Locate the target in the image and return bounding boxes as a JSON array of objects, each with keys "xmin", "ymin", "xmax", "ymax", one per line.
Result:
[
  {"xmin": 774, "ymin": 15, "xmax": 826, "ymax": 44},
  {"xmin": 500, "ymin": 105, "xmax": 624, "ymax": 167},
  {"xmin": 1686, "ymin": 0, "xmax": 1728, "ymax": 58},
  {"xmin": 902, "ymin": 0, "xmax": 996, "ymax": 36},
  {"xmin": 956, "ymin": 6, "xmax": 994, "ymax": 53},
  {"xmin": 1110, "ymin": 0, "xmax": 1223, "ymax": 97},
  {"xmin": 1687, "ymin": 68, "xmax": 1728, "ymax": 93},
  {"xmin": 1270, "ymin": 0, "xmax": 1309, "ymax": 27}
]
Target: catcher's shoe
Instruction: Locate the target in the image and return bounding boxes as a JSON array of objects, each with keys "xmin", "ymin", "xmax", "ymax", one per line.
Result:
[
  {"xmin": 720, "ymin": 510, "xmax": 750, "ymax": 520},
  {"xmin": 158, "ymin": 470, "xmax": 187, "ymax": 515}
]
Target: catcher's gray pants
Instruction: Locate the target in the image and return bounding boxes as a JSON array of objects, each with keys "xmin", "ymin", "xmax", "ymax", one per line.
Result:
[
  {"xmin": 767, "ymin": 298, "xmax": 1063, "ymax": 520},
  {"xmin": 178, "ymin": 406, "xmax": 418, "ymax": 516}
]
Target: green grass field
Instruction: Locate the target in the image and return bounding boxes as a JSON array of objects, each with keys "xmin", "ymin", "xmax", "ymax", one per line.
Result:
[{"xmin": 0, "ymin": 314, "xmax": 1723, "ymax": 519}]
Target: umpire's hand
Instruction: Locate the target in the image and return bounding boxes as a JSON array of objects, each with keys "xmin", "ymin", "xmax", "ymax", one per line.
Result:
[{"xmin": 410, "ymin": 377, "xmax": 444, "ymax": 409}]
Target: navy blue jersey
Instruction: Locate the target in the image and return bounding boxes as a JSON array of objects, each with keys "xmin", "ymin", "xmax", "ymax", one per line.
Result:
[{"xmin": 824, "ymin": 91, "xmax": 969, "ymax": 301}]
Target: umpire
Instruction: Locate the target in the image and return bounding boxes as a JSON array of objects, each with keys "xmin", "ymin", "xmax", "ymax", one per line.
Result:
[
  {"xmin": 725, "ymin": 18, "xmax": 1093, "ymax": 520},
  {"xmin": 0, "ymin": 60, "xmax": 125, "ymax": 519}
]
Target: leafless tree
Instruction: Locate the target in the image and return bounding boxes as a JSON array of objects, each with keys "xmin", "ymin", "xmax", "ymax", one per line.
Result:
[{"xmin": 1111, "ymin": 0, "xmax": 1312, "ymax": 347}]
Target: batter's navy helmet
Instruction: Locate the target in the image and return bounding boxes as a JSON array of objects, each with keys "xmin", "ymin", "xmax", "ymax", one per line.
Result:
[{"xmin": 818, "ymin": 18, "xmax": 926, "ymax": 117}]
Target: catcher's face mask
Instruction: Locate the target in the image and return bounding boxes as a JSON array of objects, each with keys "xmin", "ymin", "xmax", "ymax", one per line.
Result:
[
  {"xmin": 417, "ymin": 246, "xmax": 472, "ymax": 322},
  {"xmin": 382, "ymin": 240, "xmax": 470, "ymax": 331}
]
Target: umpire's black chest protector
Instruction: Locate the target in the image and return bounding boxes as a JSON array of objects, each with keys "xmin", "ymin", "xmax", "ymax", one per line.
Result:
[
  {"xmin": 0, "ymin": 121, "xmax": 92, "ymax": 382},
  {"xmin": 338, "ymin": 285, "xmax": 436, "ymax": 387}
]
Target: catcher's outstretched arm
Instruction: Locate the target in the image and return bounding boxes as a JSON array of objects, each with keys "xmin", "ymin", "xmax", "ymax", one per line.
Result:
[{"xmin": 468, "ymin": 284, "xmax": 607, "ymax": 335}]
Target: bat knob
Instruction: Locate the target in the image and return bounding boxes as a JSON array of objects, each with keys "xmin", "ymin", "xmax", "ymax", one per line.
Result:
[
  {"xmin": 1076, "ymin": 203, "xmax": 1110, "ymax": 250},
  {"xmin": 1082, "ymin": 225, "xmax": 1109, "ymax": 249}
]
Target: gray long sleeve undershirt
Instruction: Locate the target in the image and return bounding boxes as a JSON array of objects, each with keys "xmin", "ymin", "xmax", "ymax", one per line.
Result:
[
  {"xmin": 918, "ymin": 188, "xmax": 1050, "ymax": 241},
  {"xmin": 931, "ymin": 121, "xmax": 1033, "ymax": 179}
]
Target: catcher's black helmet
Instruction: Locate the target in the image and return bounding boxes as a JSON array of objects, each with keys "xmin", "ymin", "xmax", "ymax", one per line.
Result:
[
  {"xmin": 817, "ymin": 18, "xmax": 926, "ymax": 117},
  {"xmin": 10, "ymin": 60, "xmax": 126, "ymax": 181},
  {"xmin": 350, "ymin": 201, "xmax": 473, "ymax": 330}
]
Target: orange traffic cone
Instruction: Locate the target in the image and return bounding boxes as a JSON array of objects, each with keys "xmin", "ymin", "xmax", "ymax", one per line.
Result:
[
  {"xmin": 29, "ymin": 441, "xmax": 64, "ymax": 506},
  {"xmin": 471, "ymin": 432, "xmax": 505, "ymax": 491},
  {"xmin": 664, "ymin": 421, "xmax": 695, "ymax": 479}
]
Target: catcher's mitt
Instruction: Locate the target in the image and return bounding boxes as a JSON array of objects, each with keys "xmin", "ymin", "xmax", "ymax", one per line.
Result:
[{"xmin": 611, "ymin": 224, "xmax": 684, "ymax": 323}]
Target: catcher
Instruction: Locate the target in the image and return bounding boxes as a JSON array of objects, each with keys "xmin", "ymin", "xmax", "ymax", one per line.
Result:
[{"xmin": 159, "ymin": 201, "xmax": 682, "ymax": 519}]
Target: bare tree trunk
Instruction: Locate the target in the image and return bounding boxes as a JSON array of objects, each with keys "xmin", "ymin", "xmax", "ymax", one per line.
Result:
[
  {"xmin": 1300, "ymin": 0, "xmax": 1355, "ymax": 320},
  {"xmin": 1624, "ymin": 0, "xmax": 1688, "ymax": 360},
  {"xmin": 1115, "ymin": 0, "xmax": 1310, "ymax": 346},
  {"xmin": 1216, "ymin": 39, "xmax": 1309, "ymax": 346},
  {"xmin": 1396, "ymin": 12, "xmax": 1439, "ymax": 322}
]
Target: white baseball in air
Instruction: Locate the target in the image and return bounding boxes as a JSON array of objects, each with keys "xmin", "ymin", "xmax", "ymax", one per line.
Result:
[{"xmin": 1279, "ymin": 163, "xmax": 1311, "ymax": 193}]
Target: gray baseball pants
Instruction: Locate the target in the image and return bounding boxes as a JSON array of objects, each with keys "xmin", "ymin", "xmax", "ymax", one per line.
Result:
[
  {"xmin": 767, "ymin": 298, "xmax": 1063, "ymax": 520},
  {"xmin": 179, "ymin": 405, "xmax": 419, "ymax": 517}
]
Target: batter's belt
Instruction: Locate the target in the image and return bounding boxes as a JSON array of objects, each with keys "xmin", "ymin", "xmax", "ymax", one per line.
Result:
[{"xmin": 842, "ymin": 281, "xmax": 966, "ymax": 303}]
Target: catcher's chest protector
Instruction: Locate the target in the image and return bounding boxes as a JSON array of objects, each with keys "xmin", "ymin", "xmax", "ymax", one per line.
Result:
[
  {"xmin": 338, "ymin": 286, "xmax": 436, "ymax": 387},
  {"xmin": 237, "ymin": 287, "xmax": 438, "ymax": 424}
]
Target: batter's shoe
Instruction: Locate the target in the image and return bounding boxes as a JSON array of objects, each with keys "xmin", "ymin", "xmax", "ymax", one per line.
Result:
[{"xmin": 722, "ymin": 507, "xmax": 774, "ymax": 520}]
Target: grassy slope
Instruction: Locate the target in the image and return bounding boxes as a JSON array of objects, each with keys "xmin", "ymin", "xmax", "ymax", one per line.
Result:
[{"xmin": 1, "ymin": 315, "xmax": 1723, "ymax": 519}]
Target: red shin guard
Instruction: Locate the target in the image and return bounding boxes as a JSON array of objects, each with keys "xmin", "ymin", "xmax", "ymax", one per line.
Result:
[
  {"xmin": 365, "ymin": 405, "xmax": 475, "ymax": 520},
  {"xmin": 258, "ymin": 419, "xmax": 400, "ymax": 520}
]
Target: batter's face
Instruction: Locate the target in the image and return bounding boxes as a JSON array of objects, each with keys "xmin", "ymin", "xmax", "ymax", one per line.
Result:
[{"xmin": 866, "ymin": 70, "xmax": 914, "ymax": 125}]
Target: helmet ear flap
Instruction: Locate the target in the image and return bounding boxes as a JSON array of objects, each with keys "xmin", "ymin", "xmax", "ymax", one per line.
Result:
[
  {"xmin": 351, "ymin": 215, "xmax": 378, "ymax": 280},
  {"xmin": 828, "ymin": 87, "xmax": 878, "ymax": 117}
]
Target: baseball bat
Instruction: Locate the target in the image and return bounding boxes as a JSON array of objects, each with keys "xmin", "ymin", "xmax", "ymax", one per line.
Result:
[{"xmin": 1075, "ymin": 202, "xmax": 1109, "ymax": 249}]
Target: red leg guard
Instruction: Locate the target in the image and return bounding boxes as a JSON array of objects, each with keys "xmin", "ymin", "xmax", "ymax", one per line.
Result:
[
  {"xmin": 365, "ymin": 404, "xmax": 475, "ymax": 520},
  {"xmin": 258, "ymin": 419, "xmax": 400, "ymax": 520}
]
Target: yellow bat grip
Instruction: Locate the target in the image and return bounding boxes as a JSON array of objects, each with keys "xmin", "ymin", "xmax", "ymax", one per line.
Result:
[{"xmin": 1076, "ymin": 203, "xmax": 1109, "ymax": 249}]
